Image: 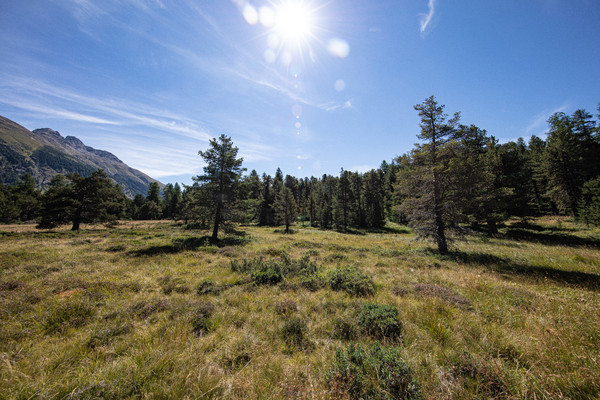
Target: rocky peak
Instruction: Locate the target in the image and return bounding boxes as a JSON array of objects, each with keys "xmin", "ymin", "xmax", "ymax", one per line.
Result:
[
  {"xmin": 65, "ymin": 135, "xmax": 86, "ymax": 149},
  {"xmin": 33, "ymin": 128, "xmax": 63, "ymax": 140}
]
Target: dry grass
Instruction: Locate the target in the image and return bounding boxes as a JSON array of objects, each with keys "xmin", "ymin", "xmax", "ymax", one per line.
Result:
[{"xmin": 0, "ymin": 217, "xmax": 599, "ymax": 399}]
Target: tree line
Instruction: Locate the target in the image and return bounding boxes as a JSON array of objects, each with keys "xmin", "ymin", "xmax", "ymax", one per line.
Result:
[{"xmin": 2, "ymin": 96, "xmax": 599, "ymax": 250}]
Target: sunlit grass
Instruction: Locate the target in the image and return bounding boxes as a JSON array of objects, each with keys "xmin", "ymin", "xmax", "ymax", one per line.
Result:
[{"xmin": 1, "ymin": 217, "xmax": 599, "ymax": 398}]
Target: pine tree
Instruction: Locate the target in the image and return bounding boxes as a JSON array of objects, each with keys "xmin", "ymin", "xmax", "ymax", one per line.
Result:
[
  {"xmin": 38, "ymin": 170, "xmax": 125, "ymax": 230},
  {"xmin": 402, "ymin": 96, "xmax": 460, "ymax": 254},
  {"xmin": 195, "ymin": 134, "xmax": 245, "ymax": 241},
  {"xmin": 275, "ymin": 186, "xmax": 298, "ymax": 233},
  {"xmin": 333, "ymin": 169, "xmax": 353, "ymax": 231},
  {"xmin": 363, "ymin": 169, "xmax": 385, "ymax": 228}
]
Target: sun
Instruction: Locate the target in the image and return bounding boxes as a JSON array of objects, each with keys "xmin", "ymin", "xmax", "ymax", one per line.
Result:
[{"xmin": 273, "ymin": 0, "xmax": 316, "ymax": 47}]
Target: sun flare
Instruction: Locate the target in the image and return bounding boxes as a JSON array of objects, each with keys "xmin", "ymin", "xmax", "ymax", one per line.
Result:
[{"xmin": 274, "ymin": 0, "xmax": 315, "ymax": 46}]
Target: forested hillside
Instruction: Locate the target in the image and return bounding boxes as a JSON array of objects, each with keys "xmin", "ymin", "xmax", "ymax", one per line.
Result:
[{"xmin": 0, "ymin": 115, "xmax": 160, "ymax": 197}]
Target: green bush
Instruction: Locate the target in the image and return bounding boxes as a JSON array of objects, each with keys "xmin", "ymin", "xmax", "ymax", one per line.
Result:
[
  {"xmin": 251, "ymin": 262, "xmax": 283, "ymax": 285},
  {"xmin": 196, "ymin": 279, "xmax": 223, "ymax": 296},
  {"xmin": 328, "ymin": 265, "xmax": 376, "ymax": 297},
  {"xmin": 358, "ymin": 302, "xmax": 402, "ymax": 342},
  {"xmin": 231, "ymin": 254, "xmax": 319, "ymax": 286},
  {"xmin": 326, "ymin": 343, "xmax": 422, "ymax": 400}
]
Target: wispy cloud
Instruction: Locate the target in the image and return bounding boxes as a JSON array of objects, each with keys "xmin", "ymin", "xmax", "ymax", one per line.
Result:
[
  {"xmin": 321, "ymin": 100, "xmax": 352, "ymax": 112},
  {"xmin": 524, "ymin": 103, "xmax": 569, "ymax": 137},
  {"xmin": 419, "ymin": 0, "xmax": 436, "ymax": 35},
  {"xmin": 0, "ymin": 75, "xmax": 213, "ymax": 142},
  {"xmin": 350, "ymin": 164, "xmax": 376, "ymax": 174}
]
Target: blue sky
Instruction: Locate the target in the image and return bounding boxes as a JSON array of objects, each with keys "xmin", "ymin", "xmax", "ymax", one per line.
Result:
[{"xmin": 1, "ymin": 0, "xmax": 599, "ymax": 185}]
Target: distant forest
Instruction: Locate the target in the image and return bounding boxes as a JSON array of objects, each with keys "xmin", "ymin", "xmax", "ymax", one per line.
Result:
[{"xmin": 2, "ymin": 97, "xmax": 599, "ymax": 240}]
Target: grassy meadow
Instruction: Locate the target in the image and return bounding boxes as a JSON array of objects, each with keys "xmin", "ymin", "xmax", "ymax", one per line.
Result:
[{"xmin": 1, "ymin": 218, "xmax": 599, "ymax": 399}]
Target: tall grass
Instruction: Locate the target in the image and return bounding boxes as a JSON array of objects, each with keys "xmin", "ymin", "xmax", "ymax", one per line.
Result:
[{"xmin": 0, "ymin": 217, "xmax": 599, "ymax": 398}]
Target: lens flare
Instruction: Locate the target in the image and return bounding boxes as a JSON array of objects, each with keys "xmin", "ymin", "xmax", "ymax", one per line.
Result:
[{"xmin": 275, "ymin": 0, "xmax": 315, "ymax": 44}]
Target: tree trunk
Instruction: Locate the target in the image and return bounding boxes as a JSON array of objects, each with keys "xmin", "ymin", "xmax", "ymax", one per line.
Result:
[
  {"xmin": 487, "ymin": 216, "xmax": 498, "ymax": 235},
  {"xmin": 72, "ymin": 206, "xmax": 82, "ymax": 231},
  {"xmin": 433, "ymin": 171, "xmax": 448, "ymax": 254},
  {"xmin": 212, "ymin": 201, "xmax": 221, "ymax": 241}
]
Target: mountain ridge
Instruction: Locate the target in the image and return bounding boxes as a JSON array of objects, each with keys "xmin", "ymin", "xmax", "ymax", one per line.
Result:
[{"xmin": 0, "ymin": 115, "xmax": 161, "ymax": 197}]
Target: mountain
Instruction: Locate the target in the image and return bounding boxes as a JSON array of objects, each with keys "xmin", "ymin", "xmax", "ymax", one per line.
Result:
[{"xmin": 0, "ymin": 115, "xmax": 161, "ymax": 197}]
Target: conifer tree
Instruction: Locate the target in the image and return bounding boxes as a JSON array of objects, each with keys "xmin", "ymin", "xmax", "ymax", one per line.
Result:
[
  {"xmin": 38, "ymin": 170, "xmax": 125, "ymax": 230},
  {"xmin": 333, "ymin": 169, "xmax": 353, "ymax": 231},
  {"xmin": 401, "ymin": 96, "xmax": 460, "ymax": 254},
  {"xmin": 195, "ymin": 134, "xmax": 245, "ymax": 240},
  {"xmin": 275, "ymin": 186, "xmax": 298, "ymax": 233}
]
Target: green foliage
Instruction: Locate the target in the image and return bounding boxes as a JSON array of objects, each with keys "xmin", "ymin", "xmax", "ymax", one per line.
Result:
[
  {"xmin": 578, "ymin": 176, "xmax": 600, "ymax": 225},
  {"xmin": 327, "ymin": 265, "xmax": 376, "ymax": 297},
  {"xmin": 195, "ymin": 134, "xmax": 245, "ymax": 240},
  {"xmin": 196, "ymin": 279, "xmax": 223, "ymax": 296},
  {"xmin": 358, "ymin": 302, "xmax": 402, "ymax": 342},
  {"xmin": 31, "ymin": 146, "xmax": 95, "ymax": 176},
  {"xmin": 37, "ymin": 170, "xmax": 126, "ymax": 230},
  {"xmin": 251, "ymin": 262, "xmax": 283, "ymax": 285},
  {"xmin": 326, "ymin": 343, "xmax": 422, "ymax": 400},
  {"xmin": 231, "ymin": 253, "xmax": 319, "ymax": 286}
]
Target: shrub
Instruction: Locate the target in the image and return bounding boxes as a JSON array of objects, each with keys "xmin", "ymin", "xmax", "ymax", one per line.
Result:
[
  {"xmin": 326, "ymin": 343, "xmax": 422, "ymax": 400},
  {"xmin": 358, "ymin": 302, "xmax": 402, "ymax": 342},
  {"xmin": 328, "ymin": 266, "xmax": 376, "ymax": 297},
  {"xmin": 191, "ymin": 302, "xmax": 216, "ymax": 336},
  {"xmin": 231, "ymin": 254, "xmax": 319, "ymax": 286},
  {"xmin": 196, "ymin": 279, "xmax": 223, "ymax": 296},
  {"xmin": 251, "ymin": 262, "xmax": 283, "ymax": 285}
]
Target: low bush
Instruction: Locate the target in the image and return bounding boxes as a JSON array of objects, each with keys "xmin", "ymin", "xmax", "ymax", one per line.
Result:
[
  {"xmin": 251, "ymin": 262, "xmax": 283, "ymax": 285},
  {"xmin": 358, "ymin": 302, "xmax": 402, "ymax": 342},
  {"xmin": 327, "ymin": 266, "xmax": 376, "ymax": 297},
  {"xmin": 326, "ymin": 343, "xmax": 422, "ymax": 400},
  {"xmin": 231, "ymin": 253, "xmax": 319, "ymax": 286},
  {"xmin": 196, "ymin": 279, "xmax": 223, "ymax": 296}
]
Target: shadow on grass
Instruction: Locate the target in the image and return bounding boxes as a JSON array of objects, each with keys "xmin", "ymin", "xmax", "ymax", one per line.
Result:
[
  {"xmin": 423, "ymin": 249, "xmax": 600, "ymax": 292},
  {"xmin": 334, "ymin": 225, "xmax": 412, "ymax": 236},
  {"xmin": 502, "ymin": 228, "xmax": 600, "ymax": 249},
  {"xmin": 130, "ymin": 235, "xmax": 251, "ymax": 256}
]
